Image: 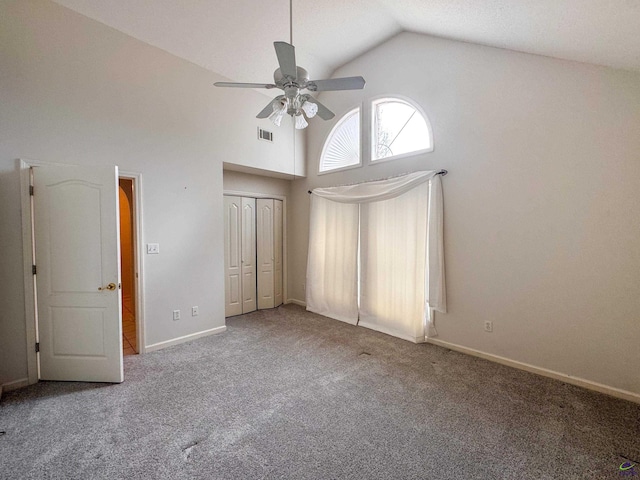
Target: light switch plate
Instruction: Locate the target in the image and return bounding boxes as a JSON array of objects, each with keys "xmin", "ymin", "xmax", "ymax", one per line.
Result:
[{"xmin": 147, "ymin": 243, "xmax": 160, "ymax": 254}]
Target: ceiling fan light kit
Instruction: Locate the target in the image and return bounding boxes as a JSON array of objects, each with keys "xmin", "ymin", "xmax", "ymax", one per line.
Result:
[
  {"xmin": 295, "ymin": 112, "xmax": 308, "ymax": 130},
  {"xmin": 268, "ymin": 98, "xmax": 287, "ymax": 127}
]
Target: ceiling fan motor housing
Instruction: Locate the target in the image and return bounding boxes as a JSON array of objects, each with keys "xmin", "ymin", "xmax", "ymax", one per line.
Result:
[{"xmin": 274, "ymin": 66, "xmax": 309, "ymax": 88}]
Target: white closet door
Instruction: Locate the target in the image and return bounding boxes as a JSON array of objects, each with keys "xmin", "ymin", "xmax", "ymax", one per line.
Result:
[
  {"xmin": 241, "ymin": 197, "xmax": 257, "ymax": 313},
  {"xmin": 257, "ymin": 199, "xmax": 275, "ymax": 309},
  {"xmin": 274, "ymin": 199, "xmax": 283, "ymax": 307},
  {"xmin": 224, "ymin": 196, "xmax": 242, "ymax": 317}
]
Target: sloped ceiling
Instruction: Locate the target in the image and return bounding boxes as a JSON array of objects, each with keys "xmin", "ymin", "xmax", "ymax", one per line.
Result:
[{"xmin": 53, "ymin": 0, "xmax": 640, "ymax": 87}]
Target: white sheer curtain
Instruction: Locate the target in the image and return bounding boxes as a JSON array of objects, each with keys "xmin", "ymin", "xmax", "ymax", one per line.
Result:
[
  {"xmin": 305, "ymin": 195, "xmax": 359, "ymax": 324},
  {"xmin": 306, "ymin": 171, "xmax": 446, "ymax": 342},
  {"xmin": 359, "ymin": 183, "xmax": 429, "ymax": 342}
]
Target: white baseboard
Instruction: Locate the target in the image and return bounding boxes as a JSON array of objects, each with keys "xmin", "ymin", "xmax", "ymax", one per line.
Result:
[
  {"xmin": 1, "ymin": 377, "xmax": 29, "ymax": 393},
  {"xmin": 285, "ymin": 298, "xmax": 306, "ymax": 307},
  {"xmin": 427, "ymin": 338, "xmax": 640, "ymax": 405},
  {"xmin": 145, "ymin": 325, "xmax": 227, "ymax": 353}
]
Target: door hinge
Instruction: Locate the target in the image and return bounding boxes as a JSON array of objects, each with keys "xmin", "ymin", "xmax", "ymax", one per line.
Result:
[
  {"xmin": 35, "ymin": 342, "xmax": 40, "ymax": 353},
  {"xmin": 32, "ymin": 265, "xmax": 37, "ymax": 275},
  {"xmin": 29, "ymin": 185, "xmax": 34, "ymax": 196}
]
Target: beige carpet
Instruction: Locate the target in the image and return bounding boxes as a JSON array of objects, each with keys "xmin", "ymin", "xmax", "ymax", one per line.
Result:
[{"xmin": 1, "ymin": 304, "xmax": 638, "ymax": 479}]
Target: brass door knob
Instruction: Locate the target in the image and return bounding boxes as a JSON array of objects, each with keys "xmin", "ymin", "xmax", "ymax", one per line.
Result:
[{"xmin": 98, "ymin": 283, "xmax": 117, "ymax": 291}]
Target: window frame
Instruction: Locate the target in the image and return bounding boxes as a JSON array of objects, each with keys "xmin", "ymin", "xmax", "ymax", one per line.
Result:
[
  {"xmin": 317, "ymin": 95, "xmax": 434, "ymax": 175},
  {"xmin": 369, "ymin": 96, "xmax": 434, "ymax": 165},
  {"xmin": 318, "ymin": 106, "xmax": 363, "ymax": 175}
]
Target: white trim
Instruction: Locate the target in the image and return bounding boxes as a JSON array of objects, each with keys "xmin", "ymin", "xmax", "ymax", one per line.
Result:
[
  {"xmin": 19, "ymin": 159, "xmax": 38, "ymax": 386},
  {"xmin": 285, "ymin": 298, "xmax": 306, "ymax": 307},
  {"xmin": 1, "ymin": 377, "xmax": 29, "ymax": 393},
  {"xmin": 427, "ymin": 338, "xmax": 640, "ymax": 405},
  {"xmin": 119, "ymin": 171, "xmax": 145, "ymax": 354},
  {"xmin": 223, "ymin": 191, "xmax": 288, "ymax": 307},
  {"xmin": 145, "ymin": 326, "xmax": 227, "ymax": 353}
]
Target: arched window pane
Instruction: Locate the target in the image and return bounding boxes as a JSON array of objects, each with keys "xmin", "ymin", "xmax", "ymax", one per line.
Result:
[
  {"xmin": 372, "ymin": 99, "xmax": 432, "ymax": 161},
  {"xmin": 319, "ymin": 108, "xmax": 360, "ymax": 173}
]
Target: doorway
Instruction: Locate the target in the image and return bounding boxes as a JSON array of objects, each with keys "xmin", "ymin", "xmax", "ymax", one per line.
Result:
[
  {"xmin": 119, "ymin": 178, "xmax": 137, "ymax": 355},
  {"xmin": 20, "ymin": 160, "xmax": 145, "ymax": 385}
]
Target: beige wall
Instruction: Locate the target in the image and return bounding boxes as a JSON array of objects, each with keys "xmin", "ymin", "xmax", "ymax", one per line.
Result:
[
  {"xmin": 223, "ymin": 170, "xmax": 291, "ymax": 198},
  {"xmin": 291, "ymin": 32, "xmax": 640, "ymax": 396},
  {"xmin": 0, "ymin": 0, "xmax": 297, "ymax": 387}
]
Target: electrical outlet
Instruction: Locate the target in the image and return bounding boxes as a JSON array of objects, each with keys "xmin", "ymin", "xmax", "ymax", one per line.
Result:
[
  {"xmin": 147, "ymin": 243, "xmax": 160, "ymax": 254},
  {"xmin": 173, "ymin": 310, "xmax": 180, "ymax": 321},
  {"xmin": 484, "ymin": 321, "xmax": 493, "ymax": 333},
  {"xmin": 192, "ymin": 306, "xmax": 199, "ymax": 316}
]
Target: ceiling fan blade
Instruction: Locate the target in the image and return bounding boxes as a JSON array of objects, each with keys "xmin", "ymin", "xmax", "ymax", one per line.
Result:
[
  {"xmin": 274, "ymin": 41, "xmax": 297, "ymax": 79},
  {"xmin": 306, "ymin": 76, "xmax": 366, "ymax": 92},
  {"xmin": 214, "ymin": 82, "xmax": 276, "ymax": 89},
  {"xmin": 306, "ymin": 96, "xmax": 335, "ymax": 120},
  {"xmin": 256, "ymin": 95, "xmax": 284, "ymax": 118}
]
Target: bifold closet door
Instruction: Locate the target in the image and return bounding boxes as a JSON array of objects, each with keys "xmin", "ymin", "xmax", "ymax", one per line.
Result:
[
  {"xmin": 224, "ymin": 196, "xmax": 256, "ymax": 317},
  {"xmin": 274, "ymin": 200, "xmax": 283, "ymax": 307},
  {"xmin": 257, "ymin": 199, "xmax": 283, "ymax": 309},
  {"xmin": 240, "ymin": 197, "xmax": 257, "ymax": 313}
]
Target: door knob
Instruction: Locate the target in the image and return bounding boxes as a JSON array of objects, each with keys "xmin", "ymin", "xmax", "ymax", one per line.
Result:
[{"xmin": 98, "ymin": 283, "xmax": 117, "ymax": 291}]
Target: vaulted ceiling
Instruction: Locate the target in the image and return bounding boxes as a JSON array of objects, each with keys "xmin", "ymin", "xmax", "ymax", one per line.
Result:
[{"xmin": 54, "ymin": 0, "xmax": 640, "ymax": 88}]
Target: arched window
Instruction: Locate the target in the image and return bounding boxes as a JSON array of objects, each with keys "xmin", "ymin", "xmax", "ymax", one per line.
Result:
[
  {"xmin": 319, "ymin": 108, "xmax": 360, "ymax": 174},
  {"xmin": 372, "ymin": 98, "xmax": 433, "ymax": 162}
]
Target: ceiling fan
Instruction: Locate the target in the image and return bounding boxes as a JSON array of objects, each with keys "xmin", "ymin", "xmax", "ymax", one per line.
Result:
[{"xmin": 213, "ymin": 2, "xmax": 366, "ymax": 129}]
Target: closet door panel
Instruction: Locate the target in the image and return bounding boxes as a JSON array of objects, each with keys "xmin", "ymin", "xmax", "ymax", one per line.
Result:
[
  {"xmin": 274, "ymin": 199, "xmax": 283, "ymax": 307},
  {"xmin": 257, "ymin": 199, "xmax": 275, "ymax": 309},
  {"xmin": 241, "ymin": 197, "xmax": 257, "ymax": 313},
  {"xmin": 224, "ymin": 196, "xmax": 242, "ymax": 317}
]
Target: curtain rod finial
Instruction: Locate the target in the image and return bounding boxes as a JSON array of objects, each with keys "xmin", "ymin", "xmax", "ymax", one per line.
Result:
[{"xmin": 437, "ymin": 169, "xmax": 448, "ymax": 176}]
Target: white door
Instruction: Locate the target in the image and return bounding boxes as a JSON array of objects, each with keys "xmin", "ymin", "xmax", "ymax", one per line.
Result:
[
  {"xmin": 241, "ymin": 197, "xmax": 257, "ymax": 313},
  {"xmin": 34, "ymin": 165, "xmax": 123, "ymax": 383},
  {"xmin": 274, "ymin": 199, "xmax": 283, "ymax": 307},
  {"xmin": 257, "ymin": 199, "xmax": 275, "ymax": 309},
  {"xmin": 224, "ymin": 196, "xmax": 242, "ymax": 317}
]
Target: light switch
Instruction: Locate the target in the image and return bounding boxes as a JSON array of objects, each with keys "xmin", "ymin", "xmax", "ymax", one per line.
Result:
[{"xmin": 147, "ymin": 243, "xmax": 160, "ymax": 254}]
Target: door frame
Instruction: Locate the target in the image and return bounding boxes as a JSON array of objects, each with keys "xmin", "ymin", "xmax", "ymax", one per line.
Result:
[
  {"xmin": 223, "ymin": 190, "xmax": 288, "ymax": 307},
  {"xmin": 19, "ymin": 159, "xmax": 145, "ymax": 386},
  {"xmin": 119, "ymin": 173, "xmax": 145, "ymax": 355}
]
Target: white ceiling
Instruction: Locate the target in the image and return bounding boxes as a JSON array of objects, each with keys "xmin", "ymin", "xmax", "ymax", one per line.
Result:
[{"xmin": 54, "ymin": 0, "xmax": 640, "ymax": 86}]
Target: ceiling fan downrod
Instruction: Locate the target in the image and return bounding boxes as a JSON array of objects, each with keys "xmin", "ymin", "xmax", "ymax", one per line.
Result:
[{"xmin": 289, "ymin": 0, "xmax": 293, "ymax": 45}]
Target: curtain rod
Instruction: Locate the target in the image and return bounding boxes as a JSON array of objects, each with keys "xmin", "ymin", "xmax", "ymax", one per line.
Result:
[{"xmin": 307, "ymin": 169, "xmax": 448, "ymax": 194}]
